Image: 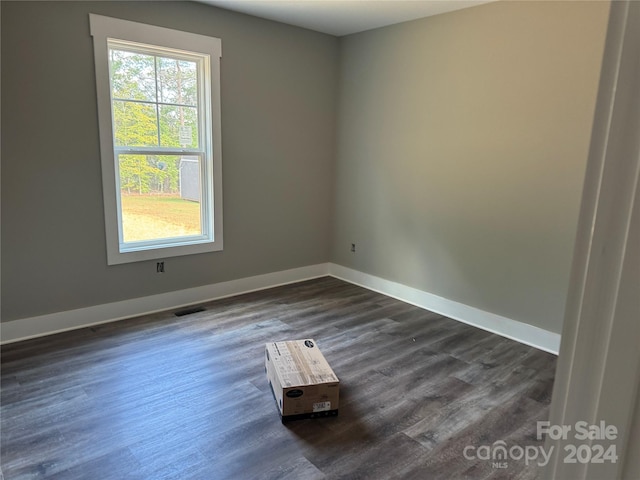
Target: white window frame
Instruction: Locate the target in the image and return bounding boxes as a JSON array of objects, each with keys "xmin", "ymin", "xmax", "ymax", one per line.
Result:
[{"xmin": 90, "ymin": 14, "xmax": 223, "ymax": 265}]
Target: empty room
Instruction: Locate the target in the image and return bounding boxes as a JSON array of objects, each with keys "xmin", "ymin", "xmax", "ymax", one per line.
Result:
[{"xmin": 2, "ymin": 0, "xmax": 639, "ymax": 479}]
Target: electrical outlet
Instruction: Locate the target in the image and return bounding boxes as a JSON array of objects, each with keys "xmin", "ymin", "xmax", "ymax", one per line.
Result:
[
  {"xmin": 351, "ymin": 243, "xmax": 356, "ymax": 253},
  {"xmin": 156, "ymin": 261, "xmax": 165, "ymax": 273}
]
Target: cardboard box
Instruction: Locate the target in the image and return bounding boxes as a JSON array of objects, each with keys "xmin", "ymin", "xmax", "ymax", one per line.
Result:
[{"xmin": 265, "ymin": 339, "xmax": 339, "ymax": 422}]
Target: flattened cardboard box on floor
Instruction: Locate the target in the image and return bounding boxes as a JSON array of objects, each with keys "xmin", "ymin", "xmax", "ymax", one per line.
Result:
[{"xmin": 265, "ymin": 339, "xmax": 339, "ymax": 422}]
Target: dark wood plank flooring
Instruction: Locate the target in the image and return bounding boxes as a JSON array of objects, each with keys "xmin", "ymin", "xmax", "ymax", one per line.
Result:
[{"xmin": 1, "ymin": 277, "xmax": 556, "ymax": 479}]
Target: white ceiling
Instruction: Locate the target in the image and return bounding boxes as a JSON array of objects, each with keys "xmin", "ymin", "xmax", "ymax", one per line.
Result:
[{"xmin": 198, "ymin": 0, "xmax": 496, "ymax": 36}]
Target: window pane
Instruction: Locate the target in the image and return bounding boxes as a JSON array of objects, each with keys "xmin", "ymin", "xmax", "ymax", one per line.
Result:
[
  {"xmin": 159, "ymin": 105, "xmax": 199, "ymax": 148},
  {"xmin": 157, "ymin": 57, "xmax": 197, "ymax": 106},
  {"xmin": 118, "ymin": 154, "xmax": 202, "ymax": 243},
  {"xmin": 113, "ymin": 101, "xmax": 159, "ymax": 147},
  {"xmin": 109, "ymin": 49, "xmax": 157, "ymax": 102}
]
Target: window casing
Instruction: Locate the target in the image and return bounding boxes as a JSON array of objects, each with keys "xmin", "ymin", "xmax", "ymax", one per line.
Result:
[{"xmin": 90, "ymin": 15, "xmax": 223, "ymax": 265}]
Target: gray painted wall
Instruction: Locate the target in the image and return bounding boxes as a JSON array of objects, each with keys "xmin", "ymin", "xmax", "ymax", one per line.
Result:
[
  {"xmin": 1, "ymin": 0, "xmax": 610, "ymax": 335},
  {"xmin": 331, "ymin": 1, "xmax": 609, "ymax": 333},
  {"xmin": 1, "ymin": 1, "xmax": 339, "ymax": 321}
]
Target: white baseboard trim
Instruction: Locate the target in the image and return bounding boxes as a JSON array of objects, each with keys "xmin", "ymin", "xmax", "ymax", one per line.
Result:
[
  {"xmin": 328, "ymin": 263, "xmax": 561, "ymax": 355},
  {"xmin": 1, "ymin": 262, "xmax": 561, "ymax": 354},
  {"xmin": 0, "ymin": 264, "xmax": 330, "ymax": 344}
]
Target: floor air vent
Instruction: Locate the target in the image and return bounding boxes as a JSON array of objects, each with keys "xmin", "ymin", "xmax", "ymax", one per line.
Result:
[{"xmin": 174, "ymin": 306, "xmax": 206, "ymax": 317}]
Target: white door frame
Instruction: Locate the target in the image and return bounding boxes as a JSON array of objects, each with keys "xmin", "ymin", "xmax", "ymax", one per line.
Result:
[{"xmin": 546, "ymin": 1, "xmax": 640, "ymax": 478}]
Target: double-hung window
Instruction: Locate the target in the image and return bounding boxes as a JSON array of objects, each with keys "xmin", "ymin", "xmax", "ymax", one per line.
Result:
[{"xmin": 90, "ymin": 15, "xmax": 223, "ymax": 265}]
